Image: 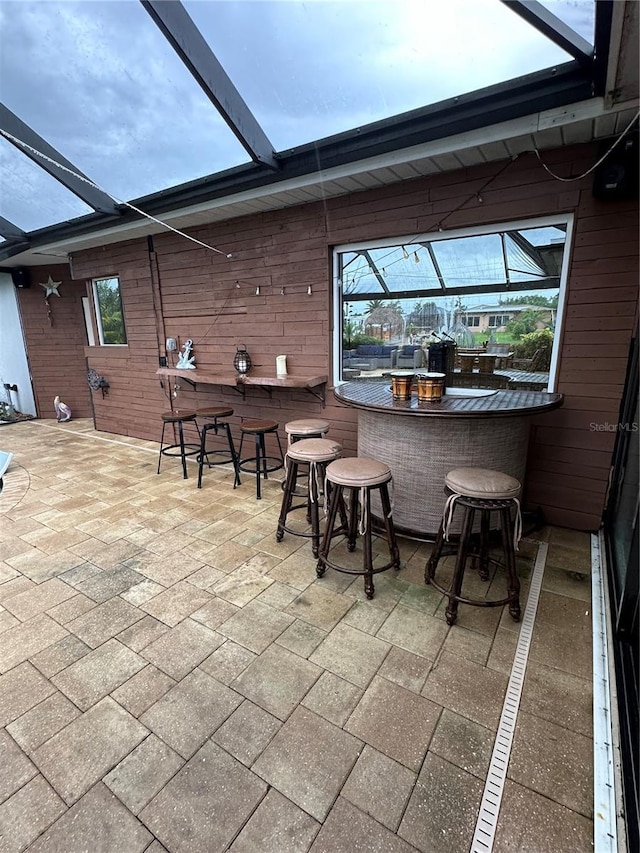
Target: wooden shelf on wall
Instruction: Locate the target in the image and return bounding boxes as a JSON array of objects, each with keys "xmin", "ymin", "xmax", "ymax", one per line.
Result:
[{"xmin": 156, "ymin": 367, "xmax": 328, "ymax": 403}]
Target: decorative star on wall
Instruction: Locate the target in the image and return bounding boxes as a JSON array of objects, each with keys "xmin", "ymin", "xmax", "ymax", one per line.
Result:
[{"xmin": 39, "ymin": 276, "xmax": 62, "ymax": 297}]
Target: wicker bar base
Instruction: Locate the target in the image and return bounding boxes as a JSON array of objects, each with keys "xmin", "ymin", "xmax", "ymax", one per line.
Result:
[{"xmin": 358, "ymin": 412, "xmax": 530, "ymax": 537}]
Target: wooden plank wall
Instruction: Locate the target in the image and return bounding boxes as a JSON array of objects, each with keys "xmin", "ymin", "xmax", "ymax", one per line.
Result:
[
  {"xmin": 17, "ymin": 265, "xmax": 93, "ymax": 419},
  {"xmin": 23, "ymin": 142, "xmax": 639, "ymax": 531}
]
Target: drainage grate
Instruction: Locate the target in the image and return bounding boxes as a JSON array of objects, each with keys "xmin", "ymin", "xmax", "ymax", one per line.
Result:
[{"xmin": 470, "ymin": 539, "xmax": 548, "ymax": 853}]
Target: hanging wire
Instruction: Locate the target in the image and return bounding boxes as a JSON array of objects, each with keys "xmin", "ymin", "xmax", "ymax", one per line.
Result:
[
  {"xmin": 0, "ymin": 128, "xmax": 233, "ymax": 258},
  {"xmin": 533, "ymin": 110, "xmax": 640, "ymax": 182}
]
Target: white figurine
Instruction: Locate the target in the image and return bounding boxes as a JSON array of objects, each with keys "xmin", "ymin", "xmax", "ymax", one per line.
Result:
[
  {"xmin": 176, "ymin": 339, "xmax": 196, "ymax": 369},
  {"xmin": 54, "ymin": 396, "xmax": 72, "ymax": 422}
]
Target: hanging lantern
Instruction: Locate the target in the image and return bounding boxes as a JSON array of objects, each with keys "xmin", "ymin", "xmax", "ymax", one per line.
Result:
[{"xmin": 234, "ymin": 344, "xmax": 252, "ymax": 375}]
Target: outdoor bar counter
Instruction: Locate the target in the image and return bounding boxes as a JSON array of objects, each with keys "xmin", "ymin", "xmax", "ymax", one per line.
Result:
[{"xmin": 334, "ymin": 381, "xmax": 563, "ymax": 538}]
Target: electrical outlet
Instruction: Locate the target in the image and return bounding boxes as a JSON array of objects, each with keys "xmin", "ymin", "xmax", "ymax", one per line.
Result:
[{"xmin": 159, "ymin": 356, "xmax": 168, "ymax": 367}]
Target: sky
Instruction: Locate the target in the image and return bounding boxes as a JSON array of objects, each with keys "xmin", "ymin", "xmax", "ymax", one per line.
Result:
[{"xmin": 0, "ymin": 0, "xmax": 595, "ymax": 233}]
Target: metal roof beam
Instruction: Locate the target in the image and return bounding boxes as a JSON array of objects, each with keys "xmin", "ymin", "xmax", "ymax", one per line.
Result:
[
  {"xmin": 344, "ymin": 278, "xmax": 560, "ymax": 303},
  {"xmin": 0, "ymin": 216, "xmax": 27, "ymax": 241},
  {"xmin": 141, "ymin": 0, "xmax": 278, "ymax": 171},
  {"xmin": 361, "ymin": 250, "xmax": 390, "ymax": 294},
  {"xmin": 0, "ymin": 105, "xmax": 119, "ymax": 215},
  {"xmin": 502, "ymin": 1, "xmax": 594, "ymax": 65}
]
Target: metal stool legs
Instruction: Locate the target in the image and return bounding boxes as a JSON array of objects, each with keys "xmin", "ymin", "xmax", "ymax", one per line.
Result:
[
  {"xmin": 238, "ymin": 424, "xmax": 284, "ymax": 500},
  {"xmin": 276, "ymin": 457, "xmax": 348, "ymax": 557},
  {"xmin": 157, "ymin": 413, "xmax": 200, "ymax": 479},
  {"xmin": 197, "ymin": 421, "xmax": 241, "ymax": 489},
  {"xmin": 425, "ymin": 498, "xmax": 521, "ymax": 626},
  {"xmin": 317, "ymin": 479, "xmax": 400, "ymax": 599}
]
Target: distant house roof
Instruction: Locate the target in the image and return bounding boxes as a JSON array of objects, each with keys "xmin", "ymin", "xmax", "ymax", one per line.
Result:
[{"xmin": 461, "ymin": 304, "xmax": 553, "ymax": 314}]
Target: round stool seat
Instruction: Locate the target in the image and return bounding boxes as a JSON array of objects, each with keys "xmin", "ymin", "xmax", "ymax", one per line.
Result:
[
  {"xmin": 196, "ymin": 407, "xmax": 234, "ymax": 419},
  {"xmin": 240, "ymin": 419, "xmax": 279, "ymax": 435},
  {"xmin": 326, "ymin": 457, "xmax": 391, "ymax": 488},
  {"xmin": 285, "ymin": 419, "xmax": 330, "ymax": 440},
  {"xmin": 287, "ymin": 438, "xmax": 342, "ymax": 464},
  {"xmin": 161, "ymin": 409, "xmax": 197, "ymax": 423},
  {"xmin": 445, "ymin": 467, "xmax": 521, "ymax": 500}
]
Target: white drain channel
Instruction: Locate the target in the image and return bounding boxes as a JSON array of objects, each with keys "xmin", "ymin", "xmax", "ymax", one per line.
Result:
[{"xmin": 470, "ymin": 539, "xmax": 548, "ymax": 853}]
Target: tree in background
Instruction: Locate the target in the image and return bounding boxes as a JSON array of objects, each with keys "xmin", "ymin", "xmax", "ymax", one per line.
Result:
[{"xmin": 95, "ymin": 278, "xmax": 126, "ymax": 344}]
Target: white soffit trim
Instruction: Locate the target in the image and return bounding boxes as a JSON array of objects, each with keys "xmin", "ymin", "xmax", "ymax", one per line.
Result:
[{"xmin": 27, "ymin": 97, "xmax": 638, "ymax": 259}]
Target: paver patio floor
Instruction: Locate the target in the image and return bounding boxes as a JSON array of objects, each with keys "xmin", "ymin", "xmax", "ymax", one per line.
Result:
[{"xmin": 0, "ymin": 419, "xmax": 594, "ymax": 852}]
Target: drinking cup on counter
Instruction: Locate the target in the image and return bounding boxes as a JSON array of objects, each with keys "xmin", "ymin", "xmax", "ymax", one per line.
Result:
[
  {"xmin": 390, "ymin": 372, "xmax": 414, "ymax": 400},
  {"xmin": 416, "ymin": 372, "xmax": 445, "ymax": 402}
]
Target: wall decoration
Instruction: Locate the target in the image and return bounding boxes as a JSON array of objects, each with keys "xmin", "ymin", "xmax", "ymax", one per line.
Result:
[
  {"xmin": 39, "ymin": 276, "xmax": 62, "ymax": 326},
  {"xmin": 53, "ymin": 395, "xmax": 71, "ymax": 422},
  {"xmin": 176, "ymin": 339, "xmax": 196, "ymax": 369},
  {"xmin": 87, "ymin": 369, "xmax": 110, "ymax": 397}
]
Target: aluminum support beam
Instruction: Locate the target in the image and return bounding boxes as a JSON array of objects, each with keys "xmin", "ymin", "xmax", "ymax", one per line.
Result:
[
  {"xmin": 0, "ymin": 105, "xmax": 118, "ymax": 215},
  {"xmin": 141, "ymin": 0, "xmax": 278, "ymax": 170},
  {"xmin": 502, "ymin": 0, "xmax": 594, "ymax": 65},
  {"xmin": 0, "ymin": 216, "xmax": 27, "ymax": 241},
  {"xmin": 361, "ymin": 250, "xmax": 390, "ymax": 294}
]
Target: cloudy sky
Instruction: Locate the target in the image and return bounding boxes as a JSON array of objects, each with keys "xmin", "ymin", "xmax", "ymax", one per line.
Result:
[{"xmin": 0, "ymin": 0, "xmax": 595, "ymax": 233}]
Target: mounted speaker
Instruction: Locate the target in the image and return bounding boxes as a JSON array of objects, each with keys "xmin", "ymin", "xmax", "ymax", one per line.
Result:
[
  {"xmin": 11, "ymin": 268, "xmax": 30, "ymax": 289},
  {"xmin": 592, "ymin": 131, "xmax": 639, "ymax": 201}
]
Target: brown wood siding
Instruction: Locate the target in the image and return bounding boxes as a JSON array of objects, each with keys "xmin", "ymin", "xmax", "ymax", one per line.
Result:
[
  {"xmin": 17, "ymin": 265, "xmax": 93, "ymax": 418},
  {"xmin": 25, "ymin": 143, "xmax": 639, "ymax": 530}
]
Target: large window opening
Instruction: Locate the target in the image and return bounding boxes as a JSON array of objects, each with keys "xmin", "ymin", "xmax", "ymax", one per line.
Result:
[
  {"xmin": 92, "ymin": 276, "xmax": 127, "ymax": 345},
  {"xmin": 334, "ymin": 215, "xmax": 573, "ymax": 392}
]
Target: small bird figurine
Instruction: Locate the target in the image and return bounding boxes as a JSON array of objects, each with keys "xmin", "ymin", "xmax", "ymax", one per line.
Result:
[{"xmin": 54, "ymin": 396, "xmax": 72, "ymax": 422}]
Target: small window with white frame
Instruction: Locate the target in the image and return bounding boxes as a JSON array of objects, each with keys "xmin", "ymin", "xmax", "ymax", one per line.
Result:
[{"xmin": 92, "ymin": 276, "xmax": 127, "ymax": 345}]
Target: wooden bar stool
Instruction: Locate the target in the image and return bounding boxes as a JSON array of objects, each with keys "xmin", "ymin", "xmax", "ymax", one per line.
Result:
[
  {"xmin": 196, "ymin": 407, "xmax": 241, "ymax": 489},
  {"xmin": 425, "ymin": 467, "xmax": 522, "ymax": 626},
  {"xmin": 283, "ymin": 418, "xmax": 331, "ymax": 495},
  {"xmin": 284, "ymin": 418, "xmax": 330, "ymax": 445},
  {"xmin": 157, "ymin": 409, "xmax": 200, "ymax": 479},
  {"xmin": 238, "ymin": 419, "xmax": 284, "ymax": 500},
  {"xmin": 317, "ymin": 457, "xmax": 400, "ymax": 599},
  {"xmin": 276, "ymin": 438, "xmax": 344, "ymax": 557}
]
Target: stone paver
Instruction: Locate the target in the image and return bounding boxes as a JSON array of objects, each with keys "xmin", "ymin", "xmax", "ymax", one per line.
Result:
[
  {"xmin": 421, "ymin": 650, "xmax": 508, "ymax": 730},
  {"xmin": 0, "ymin": 662, "xmax": 55, "ymax": 727},
  {"xmin": 218, "ymin": 599, "xmax": 294, "ymax": 653},
  {"xmin": 30, "ymin": 634, "xmax": 91, "ymax": 677},
  {"xmin": 51, "ymin": 638, "xmax": 145, "ymax": 710},
  {"xmin": 301, "ymin": 671, "xmax": 363, "ymax": 727},
  {"xmin": 212, "ymin": 699, "xmax": 282, "ymax": 766},
  {"xmin": 141, "ymin": 580, "xmax": 212, "ymax": 627},
  {"xmin": 232, "ymin": 643, "xmax": 322, "ymax": 720},
  {"xmin": 309, "ymin": 622, "xmax": 391, "ymax": 688},
  {"xmin": 111, "ymin": 664, "xmax": 176, "ymax": 717},
  {"xmin": 398, "ymin": 752, "xmax": 484, "ymax": 853},
  {"xmin": 229, "ymin": 789, "xmax": 320, "ymax": 853},
  {"xmin": 7, "ymin": 692, "xmax": 80, "ymax": 754},
  {"xmin": 345, "ymin": 676, "xmax": 441, "ymax": 770},
  {"xmin": 104, "ymin": 734, "xmax": 184, "ymax": 814},
  {"xmin": 508, "ymin": 710, "xmax": 593, "ymax": 817},
  {"xmin": 0, "ymin": 775, "xmax": 66, "ymax": 853},
  {"xmin": 309, "ymin": 797, "xmax": 418, "ymax": 853},
  {"xmin": 26, "ymin": 782, "xmax": 152, "ymax": 853},
  {"xmin": 341, "ymin": 745, "xmax": 417, "ymax": 831},
  {"xmin": 0, "ymin": 613, "xmax": 68, "ymax": 673},
  {"xmin": 140, "ymin": 667, "xmax": 242, "ymax": 758},
  {"xmin": 253, "ymin": 706, "xmax": 362, "ymax": 821},
  {"xmin": 0, "ymin": 729, "xmax": 37, "ymax": 804},
  {"xmin": 199, "ymin": 640, "xmax": 256, "ymax": 685},
  {"xmin": 140, "ymin": 740, "xmax": 267, "ymax": 853},
  {"xmin": 31, "ymin": 697, "xmax": 148, "ymax": 804},
  {"xmin": 141, "ymin": 617, "xmax": 223, "ymax": 679},
  {"xmin": 2, "ymin": 578, "xmax": 76, "ymax": 622},
  {"xmin": 73, "ymin": 565, "xmax": 147, "ymax": 603}
]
